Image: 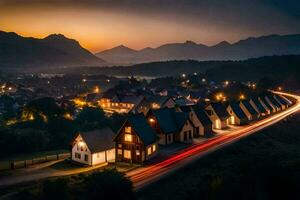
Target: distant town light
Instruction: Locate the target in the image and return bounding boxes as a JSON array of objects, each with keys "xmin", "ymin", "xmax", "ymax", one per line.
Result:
[
  {"xmin": 225, "ymin": 80, "xmax": 229, "ymax": 86},
  {"xmin": 239, "ymin": 94, "xmax": 246, "ymax": 100},
  {"xmin": 202, "ymin": 78, "xmax": 206, "ymax": 83},
  {"xmin": 181, "ymin": 73, "xmax": 186, "ymax": 78},
  {"xmin": 82, "ymin": 78, "xmax": 87, "ymax": 83},
  {"xmin": 106, "ymin": 79, "xmax": 110, "ymax": 83},
  {"xmin": 278, "ymin": 86, "xmax": 282, "ymax": 91},
  {"xmin": 149, "ymin": 118, "xmax": 155, "ymax": 123},
  {"xmin": 193, "ymin": 72, "xmax": 197, "ymax": 75},
  {"xmin": 93, "ymin": 86, "xmax": 100, "ymax": 93}
]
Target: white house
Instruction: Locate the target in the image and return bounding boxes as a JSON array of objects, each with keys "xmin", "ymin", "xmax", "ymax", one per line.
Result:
[{"xmin": 72, "ymin": 127, "xmax": 115, "ymax": 166}]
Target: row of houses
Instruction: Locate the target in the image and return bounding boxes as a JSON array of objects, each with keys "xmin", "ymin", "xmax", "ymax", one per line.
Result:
[{"xmin": 71, "ymin": 94, "xmax": 293, "ymax": 166}]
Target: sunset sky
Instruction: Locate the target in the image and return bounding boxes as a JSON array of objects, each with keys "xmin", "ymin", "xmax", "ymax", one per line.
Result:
[{"xmin": 1, "ymin": 0, "xmax": 299, "ymax": 52}]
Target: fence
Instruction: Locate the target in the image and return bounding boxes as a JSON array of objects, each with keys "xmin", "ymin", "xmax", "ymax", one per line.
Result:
[{"xmin": 0, "ymin": 152, "xmax": 71, "ymax": 171}]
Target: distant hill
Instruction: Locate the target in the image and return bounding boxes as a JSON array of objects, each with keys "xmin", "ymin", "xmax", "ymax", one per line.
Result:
[
  {"xmin": 0, "ymin": 31, "xmax": 105, "ymax": 68},
  {"xmin": 96, "ymin": 34, "xmax": 300, "ymax": 65},
  {"xmin": 46, "ymin": 55, "xmax": 300, "ymax": 82}
]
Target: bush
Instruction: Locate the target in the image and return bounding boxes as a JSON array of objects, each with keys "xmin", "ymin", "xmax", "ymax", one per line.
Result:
[{"xmin": 84, "ymin": 169, "xmax": 135, "ymax": 200}]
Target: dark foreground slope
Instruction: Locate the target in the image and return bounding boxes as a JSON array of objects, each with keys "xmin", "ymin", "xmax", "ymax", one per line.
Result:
[{"xmin": 137, "ymin": 114, "xmax": 300, "ymax": 200}]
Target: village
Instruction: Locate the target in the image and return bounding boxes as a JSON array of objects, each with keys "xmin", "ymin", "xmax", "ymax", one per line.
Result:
[{"xmin": 0, "ymin": 72, "xmax": 295, "ymax": 171}]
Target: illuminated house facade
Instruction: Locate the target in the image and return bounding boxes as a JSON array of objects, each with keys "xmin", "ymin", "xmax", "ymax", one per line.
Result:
[
  {"xmin": 99, "ymin": 92, "xmax": 149, "ymax": 114},
  {"xmin": 114, "ymin": 114, "xmax": 159, "ymax": 164},
  {"xmin": 205, "ymin": 103, "xmax": 230, "ymax": 129},
  {"xmin": 71, "ymin": 128, "xmax": 115, "ymax": 166},
  {"xmin": 227, "ymin": 102, "xmax": 248, "ymax": 125},
  {"xmin": 147, "ymin": 95, "xmax": 176, "ymax": 110},
  {"xmin": 178, "ymin": 105, "xmax": 213, "ymax": 137},
  {"xmin": 147, "ymin": 108, "xmax": 195, "ymax": 145}
]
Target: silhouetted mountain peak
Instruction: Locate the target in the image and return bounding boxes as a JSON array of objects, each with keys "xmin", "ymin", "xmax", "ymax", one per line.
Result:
[
  {"xmin": 0, "ymin": 30, "xmax": 105, "ymax": 68},
  {"xmin": 184, "ymin": 40, "xmax": 197, "ymax": 45},
  {"xmin": 214, "ymin": 41, "xmax": 231, "ymax": 47},
  {"xmin": 99, "ymin": 45, "xmax": 137, "ymax": 54}
]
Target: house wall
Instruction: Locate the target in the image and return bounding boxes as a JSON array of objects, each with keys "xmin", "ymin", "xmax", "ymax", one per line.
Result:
[
  {"xmin": 115, "ymin": 121, "xmax": 152, "ymax": 164},
  {"xmin": 239, "ymin": 103, "xmax": 253, "ymax": 121},
  {"xmin": 164, "ymin": 98, "xmax": 176, "ymax": 108},
  {"xmin": 189, "ymin": 110, "xmax": 205, "ymax": 136},
  {"xmin": 176, "ymin": 120, "xmax": 194, "ymax": 142},
  {"xmin": 72, "ymin": 135, "xmax": 92, "ymax": 165},
  {"xmin": 265, "ymin": 97, "xmax": 280, "ymax": 112},
  {"xmin": 91, "ymin": 148, "xmax": 116, "ymax": 166},
  {"xmin": 258, "ymin": 98, "xmax": 272, "ymax": 114},
  {"xmin": 205, "ymin": 105, "xmax": 227, "ymax": 129},
  {"xmin": 92, "ymin": 152, "xmax": 106, "ymax": 165}
]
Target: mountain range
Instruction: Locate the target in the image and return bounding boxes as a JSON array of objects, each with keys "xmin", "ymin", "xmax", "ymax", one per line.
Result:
[
  {"xmin": 96, "ymin": 34, "xmax": 300, "ymax": 65},
  {"xmin": 0, "ymin": 31, "xmax": 104, "ymax": 68}
]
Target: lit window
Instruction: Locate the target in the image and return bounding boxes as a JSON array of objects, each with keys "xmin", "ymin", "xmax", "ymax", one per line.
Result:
[
  {"xmin": 124, "ymin": 134, "xmax": 133, "ymax": 142},
  {"xmin": 124, "ymin": 150, "xmax": 131, "ymax": 159},
  {"xmin": 136, "ymin": 150, "xmax": 140, "ymax": 156},
  {"xmin": 147, "ymin": 147, "xmax": 152, "ymax": 155},
  {"xmin": 125, "ymin": 126, "xmax": 131, "ymax": 133},
  {"xmin": 118, "ymin": 144, "xmax": 122, "ymax": 148},
  {"xmin": 152, "ymin": 144, "xmax": 156, "ymax": 152},
  {"xmin": 117, "ymin": 149, "xmax": 122, "ymax": 155}
]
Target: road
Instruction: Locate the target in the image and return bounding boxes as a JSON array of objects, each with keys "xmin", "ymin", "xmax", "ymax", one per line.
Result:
[{"xmin": 128, "ymin": 92, "xmax": 300, "ymax": 190}]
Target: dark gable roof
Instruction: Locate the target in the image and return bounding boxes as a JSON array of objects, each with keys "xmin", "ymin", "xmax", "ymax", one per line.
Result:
[
  {"xmin": 207, "ymin": 102, "xmax": 229, "ymax": 121},
  {"xmin": 80, "ymin": 127, "xmax": 115, "ymax": 153},
  {"xmin": 147, "ymin": 95, "xmax": 173, "ymax": 106},
  {"xmin": 151, "ymin": 108, "xmax": 191, "ymax": 134},
  {"xmin": 102, "ymin": 88, "xmax": 117, "ymax": 99},
  {"xmin": 273, "ymin": 95, "xmax": 288, "ymax": 106},
  {"xmin": 127, "ymin": 114, "xmax": 159, "ymax": 146},
  {"xmin": 267, "ymin": 96, "xmax": 281, "ymax": 108},
  {"xmin": 278, "ymin": 95, "xmax": 293, "ymax": 106},
  {"xmin": 260, "ymin": 97, "xmax": 273, "ymax": 111},
  {"xmin": 229, "ymin": 102, "xmax": 248, "ymax": 120},
  {"xmin": 192, "ymin": 106, "xmax": 213, "ymax": 126},
  {"xmin": 152, "ymin": 108, "xmax": 178, "ymax": 134},
  {"xmin": 251, "ymin": 98, "xmax": 267, "ymax": 113},
  {"xmin": 241, "ymin": 100, "xmax": 259, "ymax": 116},
  {"xmin": 174, "ymin": 111, "xmax": 190, "ymax": 129}
]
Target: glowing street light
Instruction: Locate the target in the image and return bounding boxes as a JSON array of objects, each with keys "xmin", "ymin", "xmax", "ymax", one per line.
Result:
[{"xmin": 239, "ymin": 94, "xmax": 246, "ymax": 100}]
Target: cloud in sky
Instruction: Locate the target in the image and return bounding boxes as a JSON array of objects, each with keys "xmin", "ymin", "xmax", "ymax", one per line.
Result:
[{"xmin": 1, "ymin": 0, "xmax": 299, "ymax": 52}]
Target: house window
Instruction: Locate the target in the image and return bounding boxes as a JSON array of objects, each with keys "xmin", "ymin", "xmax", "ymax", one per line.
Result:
[
  {"xmin": 125, "ymin": 126, "xmax": 132, "ymax": 133},
  {"xmin": 75, "ymin": 153, "xmax": 81, "ymax": 159},
  {"xmin": 84, "ymin": 154, "xmax": 88, "ymax": 161},
  {"xmin": 124, "ymin": 150, "xmax": 131, "ymax": 159},
  {"xmin": 118, "ymin": 144, "xmax": 122, "ymax": 148},
  {"xmin": 117, "ymin": 149, "xmax": 122, "ymax": 155},
  {"xmin": 152, "ymin": 144, "xmax": 156, "ymax": 152},
  {"xmin": 124, "ymin": 134, "xmax": 133, "ymax": 142},
  {"xmin": 147, "ymin": 147, "xmax": 152, "ymax": 155},
  {"xmin": 136, "ymin": 150, "xmax": 140, "ymax": 156}
]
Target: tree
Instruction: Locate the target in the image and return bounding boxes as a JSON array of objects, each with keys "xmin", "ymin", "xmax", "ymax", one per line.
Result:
[
  {"xmin": 75, "ymin": 106, "xmax": 107, "ymax": 130},
  {"xmin": 84, "ymin": 169, "xmax": 135, "ymax": 200}
]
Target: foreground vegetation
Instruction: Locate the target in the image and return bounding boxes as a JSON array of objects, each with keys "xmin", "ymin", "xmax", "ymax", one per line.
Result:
[
  {"xmin": 15, "ymin": 169, "xmax": 135, "ymax": 200},
  {"xmin": 137, "ymin": 114, "xmax": 300, "ymax": 200}
]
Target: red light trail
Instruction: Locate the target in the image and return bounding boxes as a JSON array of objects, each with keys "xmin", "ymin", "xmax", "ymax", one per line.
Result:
[{"xmin": 128, "ymin": 92, "xmax": 300, "ymax": 190}]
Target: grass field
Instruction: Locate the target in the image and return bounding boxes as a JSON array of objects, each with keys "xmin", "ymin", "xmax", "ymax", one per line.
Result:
[{"xmin": 136, "ymin": 114, "xmax": 300, "ymax": 200}]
